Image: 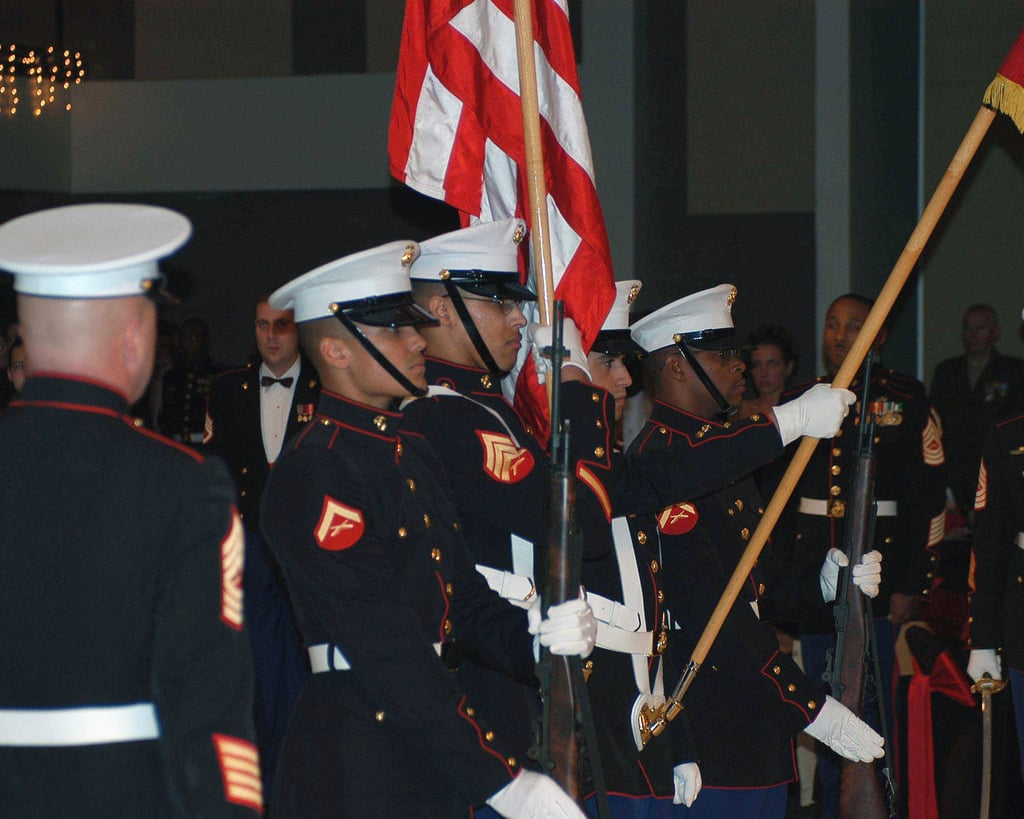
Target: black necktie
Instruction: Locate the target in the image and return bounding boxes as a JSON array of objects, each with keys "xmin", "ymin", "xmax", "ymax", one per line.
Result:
[{"xmin": 261, "ymin": 376, "xmax": 294, "ymax": 388}]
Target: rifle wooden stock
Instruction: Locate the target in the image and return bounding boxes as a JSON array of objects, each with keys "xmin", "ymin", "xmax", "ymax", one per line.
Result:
[
  {"xmin": 541, "ymin": 435, "xmax": 581, "ymax": 796},
  {"xmin": 835, "ymin": 453, "xmax": 888, "ymax": 819}
]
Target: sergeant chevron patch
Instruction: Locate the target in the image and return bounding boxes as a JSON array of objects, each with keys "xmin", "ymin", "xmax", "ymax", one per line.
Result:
[
  {"xmin": 476, "ymin": 430, "xmax": 534, "ymax": 483},
  {"xmin": 314, "ymin": 496, "xmax": 365, "ymax": 551},
  {"xmin": 922, "ymin": 413, "xmax": 945, "ymax": 466},
  {"xmin": 657, "ymin": 502, "xmax": 699, "ymax": 535},
  {"xmin": 975, "ymin": 459, "xmax": 988, "ymax": 512},
  {"xmin": 220, "ymin": 511, "xmax": 244, "ymax": 631},
  {"xmin": 212, "ymin": 734, "xmax": 263, "ymax": 812}
]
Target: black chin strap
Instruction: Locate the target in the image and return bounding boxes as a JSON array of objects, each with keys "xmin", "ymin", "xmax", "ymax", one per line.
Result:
[
  {"xmin": 333, "ymin": 312, "xmax": 427, "ymax": 398},
  {"xmin": 674, "ymin": 335, "xmax": 737, "ymax": 417},
  {"xmin": 441, "ymin": 280, "xmax": 507, "ymax": 377}
]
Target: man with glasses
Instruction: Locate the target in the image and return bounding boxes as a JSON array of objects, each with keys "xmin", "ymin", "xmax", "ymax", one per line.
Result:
[{"xmin": 204, "ymin": 294, "xmax": 319, "ymax": 804}]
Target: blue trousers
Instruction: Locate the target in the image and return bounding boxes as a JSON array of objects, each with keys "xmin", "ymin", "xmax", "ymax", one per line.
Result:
[
  {"xmin": 244, "ymin": 527, "xmax": 309, "ymax": 806},
  {"xmin": 1010, "ymin": 667, "xmax": 1024, "ymax": 781},
  {"xmin": 672, "ymin": 784, "xmax": 787, "ymax": 818},
  {"xmin": 801, "ymin": 619, "xmax": 895, "ymax": 819}
]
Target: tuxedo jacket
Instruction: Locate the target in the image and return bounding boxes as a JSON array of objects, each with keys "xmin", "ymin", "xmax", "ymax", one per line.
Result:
[{"xmin": 204, "ymin": 358, "xmax": 320, "ymax": 524}]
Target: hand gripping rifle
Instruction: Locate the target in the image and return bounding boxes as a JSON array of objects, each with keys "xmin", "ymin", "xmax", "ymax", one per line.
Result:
[
  {"xmin": 822, "ymin": 352, "xmax": 895, "ymax": 818},
  {"xmin": 531, "ymin": 301, "xmax": 609, "ymax": 816}
]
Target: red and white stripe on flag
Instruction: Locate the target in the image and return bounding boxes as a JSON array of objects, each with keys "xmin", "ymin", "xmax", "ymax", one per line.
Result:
[{"xmin": 389, "ymin": 0, "xmax": 616, "ymax": 438}]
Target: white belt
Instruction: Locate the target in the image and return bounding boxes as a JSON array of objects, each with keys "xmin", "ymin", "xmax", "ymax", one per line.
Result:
[
  {"xmin": 798, "ymin": 497, "xmax": 898, "ymax": 517},
  {"xmin": 475, "ymin": 564, "xmax": 536, "ymax": 608},
  {"xmin": 0, "ymin": 703, "xmax": 160, "ymax": 747},
  {"xmin": 308, "ymin": 642, "xmax": 442, "ymax": 673},
  {"xmin": 595, "ymin": 622, "xmax": 660, "ymax": 656},
  {"xmin": 1017, "ymin": 532, "xmax": 1024, "ymax": 550}
]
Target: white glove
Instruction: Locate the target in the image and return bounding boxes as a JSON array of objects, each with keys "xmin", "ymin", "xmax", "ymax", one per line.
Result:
[
  {"xmin": 967, "ymin": 648, "xmax": 1002, "ymax": 682},
  {"xmin": 819, "ymin": 548, "xmax": 883, "ymax": 602},
  {"xmin": 486, "ymin": 770, "xmax": 586, "ymax": 818},
  {"xmin": 672, "ymin": 762, "xmax": 702, "ymax": 807},
  {"xmin": 803, "ymin": 695, "xmax": 885, "ymax": 762},
  {"xmin": 771, "ymin": 384, "xmax": 856, "ymax": 446},
  {"xmin": 527, "ymin": 318, "xmax": 591, "ymax": 382},
  {"xmin": 528, "ymin": 597, "xmax": 597, "ymax": 658}
]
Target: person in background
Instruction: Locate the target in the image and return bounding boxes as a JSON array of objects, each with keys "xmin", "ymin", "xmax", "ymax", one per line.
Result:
[
  {"xmin": 159, "ymin": 315, "xmax": 222, "ymax": 446},
  {"xmin": 931, "ymin": 304, "xmax": 1024, "ymax": 526},
  {"xmin": 5, "ymin": 336, "xmax": 25, "ymax": 394},
  {"xmin": 739, "ymin": 324, "xmax": 798, "ymax": 419},
  {"xmin": 0, "ymin": 202, "xmax": 262, "ymax": 816}
]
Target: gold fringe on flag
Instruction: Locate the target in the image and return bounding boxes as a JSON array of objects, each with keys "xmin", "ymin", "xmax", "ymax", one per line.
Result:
[{"xmin": 983, "ymin": 72, "xmax": 1024, "ymax": 133}]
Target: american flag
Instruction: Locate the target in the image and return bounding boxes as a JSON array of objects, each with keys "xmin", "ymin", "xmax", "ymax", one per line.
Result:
[{"xmin": 389, "ymin": 0, "xmax": 616, "ymax": 436}]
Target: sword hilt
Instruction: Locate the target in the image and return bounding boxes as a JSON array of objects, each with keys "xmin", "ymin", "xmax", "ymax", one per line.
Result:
[{"xmin": 972, "ymin": 673, "xmax": 1007, "ymax": 696}]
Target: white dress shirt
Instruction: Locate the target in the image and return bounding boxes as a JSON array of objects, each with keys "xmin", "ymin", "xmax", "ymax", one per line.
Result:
[{"xmin": 259, "ymin": 357, "xmax": 301, "ymax": 464}]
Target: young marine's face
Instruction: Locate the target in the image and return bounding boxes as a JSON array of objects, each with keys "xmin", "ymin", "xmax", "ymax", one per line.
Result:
[
  {"xmin": 823, "ymin": 297, "xmax": 870, "ymax": 375},
  {"xmin": 255, "ymin": 301, "xmax": 299, "ymax": 375},
  {"xmin": 461, "ymin": 293, "xmax": 527, "ymax": 372},
  {"xmin": 587, "ymin": 352, "xmax": 632, "ymax": 421},
  {"xmin": 346, "ymin": 323, "xmax": 428, "ymax": 408},
  {"xmin": 748, "ymin": 343, "xmax": 792, "ymax": 400}
]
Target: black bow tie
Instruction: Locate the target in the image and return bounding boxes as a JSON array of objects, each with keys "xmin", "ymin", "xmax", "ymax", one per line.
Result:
[{"xmin": 261, "ymin": 376, "xmax": 294, "ymax": 388}]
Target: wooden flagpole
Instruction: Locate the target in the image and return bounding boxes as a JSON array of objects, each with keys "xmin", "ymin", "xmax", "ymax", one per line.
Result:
[
  {"xmin": 512, "ymin": 0, "xmax": 556, "ymax": 325},
  {"xmin": 645, "ymin": 101, "xmax": 1004, "ymax": 741}
]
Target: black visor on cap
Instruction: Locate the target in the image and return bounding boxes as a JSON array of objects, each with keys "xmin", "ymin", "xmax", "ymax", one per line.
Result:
[
  {"xmin": 677, "ymin": 327, "xmax": 749, "ymax": 353},
  {"xmin": 445, "ymin": 269, "xmax": 537, "ymax": 302},
  {"xmin": 592, "ymin": 329, "xmax": 645, "ymax": 358},
  {"xmin": 335, "ymin": 292, "xmax": 439, "ymax": 328}
]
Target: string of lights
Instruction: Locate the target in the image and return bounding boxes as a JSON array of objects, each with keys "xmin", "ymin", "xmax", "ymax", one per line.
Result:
[{"xmin": 0, "ymin": 43, "xmax": 85, "ymax": 117}]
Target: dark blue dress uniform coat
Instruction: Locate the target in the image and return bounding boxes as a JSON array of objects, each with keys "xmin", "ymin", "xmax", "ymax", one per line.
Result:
[
  {"xmin": 969, "ymin": 413, "xmax": 1024, "ymax": 672},
  {"xmin": 0, "ymin": 375, "xmax": 262, "ymax": 818},
  {"xmin": 775, "ymin": 369, "xmax": 947, "ymax": 633},
  {"xmin": 203, "ymin": 357, "xmax": 320, "ymax": 524},
  {"xmin": 261, "ymin": 389, "xmax": 535, "ymax": 818},
  {"xmin": 626, "ymin": 400, "xmax": 828, "ymax": 789}
]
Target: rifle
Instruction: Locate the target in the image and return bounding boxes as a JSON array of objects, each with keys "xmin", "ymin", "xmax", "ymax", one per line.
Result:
[
  {"xmin": 822, "ymin": 353, "xmax": 895, "ymax": 818},
  {"xmin": 530, "ymin": 301, "xmax": 610, "ymax": 816}
]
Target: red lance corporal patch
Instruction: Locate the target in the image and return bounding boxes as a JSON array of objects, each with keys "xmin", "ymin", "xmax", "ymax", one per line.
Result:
[
  {"xmin": 314, "ymin": 496, "xmax": 365, "ymax": 551},
  {"xmin": 476, "ymin": 430, "xmax": 535, "ymax": 484},
  {"xmin": 657, "ymin": 502, "xmax": 699, "ymax": 535}
]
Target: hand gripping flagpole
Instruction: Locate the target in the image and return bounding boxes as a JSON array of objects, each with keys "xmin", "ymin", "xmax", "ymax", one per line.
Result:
[{"xmin": 641, "ymin": 26, "xmax": 1024, "ymax": 746}]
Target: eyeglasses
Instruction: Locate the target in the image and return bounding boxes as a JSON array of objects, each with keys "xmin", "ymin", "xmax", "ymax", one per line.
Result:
[
  {"xmin": 447, "ymin": 294, "xmax": 524, "ymax": 316},
  {"xmin": 255, "ymin": 318, "xmax": 295, "ymax": 333}
]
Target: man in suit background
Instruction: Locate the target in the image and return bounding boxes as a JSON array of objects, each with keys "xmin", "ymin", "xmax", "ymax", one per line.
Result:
[{"xmin": 204, "ymin": 293, "xmax": 319, "ymax": 805}]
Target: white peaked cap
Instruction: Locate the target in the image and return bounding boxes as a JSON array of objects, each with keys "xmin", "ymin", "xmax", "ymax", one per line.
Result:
[
  {"xmin": 602, "ymin": 280, "xmax": 642, "ymax": 332},
  {"xmin": 411, "ymin": 217, "xmax": 526, "ymax": 279},
  {"xmin": 630, "ymin": 283, "xmax": 738, "ymax": 353},
  {"xmin": 270, "ymin": 240, "xmax": 420, "ymax": 322},
  {"xmin": 0, "ymin": 203, "xmax": 191, "ymax": 298}
]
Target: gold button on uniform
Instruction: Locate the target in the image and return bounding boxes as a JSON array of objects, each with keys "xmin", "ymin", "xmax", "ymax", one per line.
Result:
[
  {"xmin": 407, "ymin": 479, "xmax": 416, "ymax": 492},
  {"xmin": 423, "ymin": 514, "xmax": 431, "ymax": 528},
  {"xmin": 773, "ymin": 666, "xmax": 781, "ymax": 675},
  {"xmin": 758, "ymin": 583, "xmax": 766, "ymax": 595},
  {"xmin": 445, "ymin": 583, "xmax": 454, "ymax": 595},
  {"xmin": 375, "ymin": 711, "xmax": 386, "ymax": 722},
  {"xmin": 734, "ymin": 499, "xmax": 744, "ymax": 511},
  {"xmin": 788, "ymin": 684, "xmax": 797, "ymax": 692},
  {"xmin": 591, "ymin": 392, "xmax": 601, "ymax": 403},
  {"xmin": 650, "ymin": 560, "xmax": 659, "ymax": 573},
  {"xmin": 241, "ymin": 467, "xmax": 248, "ymax": 475},
  {"xmin": 657, "ymin": 590, "xmax": 665, "ymax": 603},
  {"xmin": 831, "ymin": 465, "xmax": 841, "ymax": 476},
  {"xmin": 741, "ymin": 528, "xmax": 750, "ymax": 540},
  {"xmin": 832, "ymin": 448, "xmax": 842, "ymax": 457},
  {"xmin": 808, "ymin": 700, "xmax": 817, "ymax": 710},
  {"xmin": 508, "ymin": 757, "xmax": 517, "ymax": 767},
  {"xmin": 637, "ymin": 531, "xmax": 647, "ymax": 545},
  {"xmin": 466, "ymin": 707, "xmax": 475, "ymax": 717},
  {"xmin": 830, "ymin": 485, "xmax": 842, "ymax": 497},
  {"xmin": 444, "ymin": 619, "xmax": 452, "ymax": 635},
  {"xmin": 594, "ymin": 446, "xmax": 605, "ymax": 458},
  {"xmin": 485, "ymin": 730, "xmax": 495, "ymax": 742},
  {"xmin": 396, "ymin": 443, "xmax": 403, "ymax": 457},
  {"xmin": 398, "ymin": 527, "xmax": 408, "ymax": 538},
  {"xmin": 431, "ymin": 548, "xmax": 442, "ymax": 561}
]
